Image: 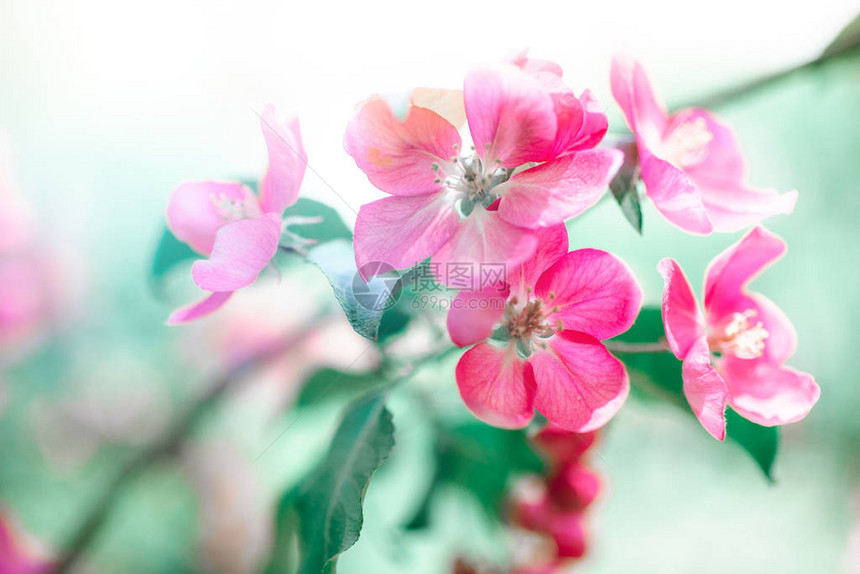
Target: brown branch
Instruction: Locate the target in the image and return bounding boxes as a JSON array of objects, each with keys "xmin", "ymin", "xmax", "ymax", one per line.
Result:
[{"xmin": 49, "ymin": 312, "xmax": 327, "ymax": 574}]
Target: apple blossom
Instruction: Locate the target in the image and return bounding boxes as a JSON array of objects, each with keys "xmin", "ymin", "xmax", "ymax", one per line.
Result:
[
  {"xmin": 510, "ymin": 425, "xmax": 601, "ymax": 572},
  {"xmin": 166, "ymin": 105, "xmax": 306, "ymax": 324},
  {"xmin": 448, "ymin": 225, "xmax": 641, "ymax": 431},
  {"xmin": 658, "ymin": 226, "xmax": 820, "ymax": 440},
  {"xmin": 344, "ymin": 56, "xmax": 621, "ymax": 284},
  {"xmin": 0, "ymin": 511, "xmax": 53, "ymax": 574},
  {"xmin": 610, "ymin": 54, "xmax": 797, "ymax": 234}
]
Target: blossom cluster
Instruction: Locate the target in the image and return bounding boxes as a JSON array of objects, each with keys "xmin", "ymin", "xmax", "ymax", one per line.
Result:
[
  {"xmin": 165, "ymin": 51, "xmax": 819, "ymax": 442},
  {"xmin": 343, "ymin": 52, "xmax": 818, "ymax": 438},
  {"xmin": 510, "ymin": 425, "xmax": 601, "ymax": 572}
]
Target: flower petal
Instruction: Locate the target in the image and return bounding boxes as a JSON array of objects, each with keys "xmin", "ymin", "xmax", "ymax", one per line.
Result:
[
  {"xmin": 566, "ymin": 89, "xmax": 609, "ymax": 152},
  {"xmin": 191, "ymin": 213, "xmax": 281, "ymax": 292},
  {"xmin": 455, "ymin": 342, "xmax": 535, "ymax": 428},
  {"xmin": 657, "ymin": 258, "xmax": 706, "ymax": 359},
  {"xmin": 496, "ymin": 149, "xmax": 622, "ymax": 228},
  {"xmin": 344, "ymin": 97, "xmax": 461, "ymax": 196},
  {"xmin": 410, "ymin": 88, "xmax": 467, "ymax": 130},
  {"xmin": 431, "ymin": 207, "xmax": 538, "ymax": 288},
  {"xmin": 446, "ymin": 285, "xmax": 509, "ymax": 347},
  {"xmin": 610, "ymin": 54, "xmax": 668, "ymax": 150},
  {"xmin": 507, "ymin": 224, "xmax": 569, "ymax": 300},
  {"xmin": 258, "ymin": 104, "xmax": 306, "ymax": 214},
  {"xmin": 703, "ymin": 226, "xmax": 786, "ymax": 312},
  {"xmin": 354, "ymin": 193, "xmax": 460, "ymax": 272},
  {"xmin": 721, "ymin": 358, "xmax": 820, "ymax": 426},
  {"xmin": 166, "ymin": 181, "xmax": 260, "ymax": 255},
  {"xmin": 536, "ymin": 249, "xmax": 642, "ymax": 341},
  {"xmin": 698, "ymin": 182, "xmax": 797, "ymax": 234},
  {"xmin": 464, "ymin": 65, "xmax": 556, "ymax": 167},
  {"xmin": 668, "ymin": 108, "xmax": 744, "ymax": 184},
  {"xmin": 166, "ymin": 291, "xmax": 233, "ymax": 325},
  {"xmin": 530, "ymin": 331, "xmax": 629, "ymax": 432},
  {"xmin": 681, "ymin": 336, "xmax": 729, "ymax": 441},
  {"xmin": 640, "ymin": 152, "xmax": 713, "ymax": 234}
]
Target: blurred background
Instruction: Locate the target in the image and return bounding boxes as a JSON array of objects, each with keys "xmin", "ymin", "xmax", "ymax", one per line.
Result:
[{"xmin": 1, "ymin": 0, "xmax": 859, "ymax": 572}]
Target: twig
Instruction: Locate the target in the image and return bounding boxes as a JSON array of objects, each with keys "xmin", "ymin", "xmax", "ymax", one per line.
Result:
[
  {"xmin": 604, "ymin": 340, "xmax": 669, "ymax": 354},
  {"xmin": 50, "ymin": 312, "xmax": 328, "ymax": 574},
  {"xmin": 678, "ymin": 36, "xmax": 860, "ymax": 110}
]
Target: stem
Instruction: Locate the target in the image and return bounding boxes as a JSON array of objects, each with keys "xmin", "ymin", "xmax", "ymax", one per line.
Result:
[
  {"xmin": 604, "ymin": 340, "xmax": 669, "ymax": 354},
  {"xmin": 50, "ymin": 312, "xmax": 328, "ymax": 574},
  {"xmin": 679, "ymin": 37, "xmax": 860, "ymax": 110}
]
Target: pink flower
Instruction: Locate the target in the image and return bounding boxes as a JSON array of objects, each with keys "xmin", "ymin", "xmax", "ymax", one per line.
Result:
[
  {"xmin": 448, "ymin": 225, "xmax": 641, "ymax": 431},
  {"xmin": 344, "ymin": 56, "xmax": 621, "ymax": 283},
  {"xmin": 0, "ymin": 133, "xmax": 81, "ymax": 368},
  {"xmin": 166, "ymin": 105, "xmax": 306, "ymax": 324},
  {"xmin": 610, "ymin": 55, "xmax": 797, "ymax": 234},
  {"xmin": 658, "ymin": 226, "xmax": 820, "ymax": 440},
  {"xmin": 0, "ymin": 510, "xmax": 54, "ymax": 574}
]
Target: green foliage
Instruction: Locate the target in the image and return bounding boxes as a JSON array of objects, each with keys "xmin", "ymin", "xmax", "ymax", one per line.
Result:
[
  {"xmin": 307, "ymin": 239, "xmax": 401, "ymax": 341},
  {"xmin": 613, "ymin": 307, "xmax": 779, "ymax": 479},
  {"xmin": 281, "ymin": 197, "xmax": 353, "ymax": 247},
  {"xmin": 609, "ymin": 174, "xmax": 643, "ymax": 234},
  {"xmin": 150, "ymin": 226, "xmax": 198, "ymax": 287},
  {"xmin": 293, "ymin": 391, "xmax": 395, "ymax": 574},
  {"xmin": 294, "ymin": 368, "xmax": 387, "ymax": 409},
  {"xmin": 406, "ymin": 422, "xmax": 544, "ymax": 529}
]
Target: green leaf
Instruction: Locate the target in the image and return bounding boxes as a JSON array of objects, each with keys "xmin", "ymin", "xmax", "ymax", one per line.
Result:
[
  {"xmin": 822, "ymin": 13, "xmax": 860, "ymax": 58},
  {"xmin": 405, "ymin": 422, "xmax": 543, "ymax": 529},
  {"xmin": 281, "ymin": 197, "xmax": 353, "ymax": 247},
  {"xmin": 150, "ymin": 226, "xmax": 198, "ymax": 286},
  {"xmin": 295, "ymin": 368, "xmax": 387, "ymax": 409},
  {"xmin": 725, "ymin": 409, "xmax": 778, "ymax": 481},
  {"xmin": 295, "ymin": 391, "xmax": 395, "ymax": 574},
  {"xmin": 307, "ymin": 239, "xmax": 402, "ymax": 341},
  {"xmin": 609, "ymin": 171, "xmax": 642, "ymax": 234},
  {"xmin": 612, "ymin": 307, "xmax": 779, "ymax": 479}
]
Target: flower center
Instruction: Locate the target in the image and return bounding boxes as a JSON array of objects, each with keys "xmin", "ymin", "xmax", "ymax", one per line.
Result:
[
  {"xmin": 708, "ymin": 309, "xmax": 769, "ymax": 360},
  {"xmin": 433, "ymin": 146, "xmax": 512, "ymax": 217},
  {"xmin": 211, "ymin": 193, "xmax": 254, "ymax": 224},
  {"xmin": 501, "ymin": 291, "xmax": 562, "ymax": 356},
  {"xmin": 662, "ymin": 117, "xmax": 713, "ymax": 168}
]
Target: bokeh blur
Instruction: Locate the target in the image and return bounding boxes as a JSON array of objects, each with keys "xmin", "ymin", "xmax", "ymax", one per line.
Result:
[{"xmin": 1, "ymin": 1, "xmax": 859, "ymax": 572}]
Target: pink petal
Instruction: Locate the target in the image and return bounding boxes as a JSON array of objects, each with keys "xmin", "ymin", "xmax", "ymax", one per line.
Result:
[
  {"xmin": 529, "ymin": 331, "xmax": 629, "ymax": 432},
  {"xmin": 343, "ymin": 97, "xmax": 461, "ymax": 196},
  {"xmin": 668, "ymin": 108, "xmax": 745, "ymax": 184},
  {"xmin": 709, "ymin": 292, "xmax": 797, "ymax": 367},
  {"xmin": 564, "ymin": 89, "xmax": 609, "ymax": 153},
  {"xmin": 657, "ymin": 258, "xmax": 706, "ymax": 359},
  {"xmin": 640, "ymin": 152, "xmax": 713, "ymax": 234},
  {"xmin": 508, "ymin": 50, "xmax": 564, "ymax": 77},
  {"xmin": 507, "ymin": 224, "xmax": 569, "ymax": 301},
  {"xmin": 703, "ymin": 226, "xmax": 786, "ymax": 312},
  {"xmin": 496, "ymin": 149, "xmax": 622, "ymax": 228},
  {"xmin": 455, "ymin": 342, "xmax": 535, "ymax": 428},
  {"xmin": 166, "ymin": 181, "xmax": 261, "ymax": 255},
  {"xmin": 463, "ymin": 65, "xmax": 556, "ymax": 167},
  {"xmin": 431, "ymin": 207, "xmax": 538, "ymax": 288},
  {"xmin": 681, "ymin": 336, "xmax": 729, "ymax": 440},
  {"xmin": 721, "ymin": 358, "xmax": 820, "ymax": 426},
  {"xmin": 166, "ymin": 291, "xmax": 233, "ymax": 325},
  {"xmin": 191, "ymin": 213, "xmax": 281, "ymax": 292},
  {"xmin": 354, "ymin": 193, "xmax": 460, "ymax": 272},
  {"xmin": 410, "ymin": 88, "xmax": 467, "ymax": 130},
  {"xmin": 446, "ymin": 285, "xmax": 509, "ymax": 347},
  {"xmin": 258, "ymin": 104, "xmax": 306, "ymax": 214},
  {"xmin": 698, "ymin": 183, "xmax": 797, "ymax": 234},
  {"xmin": 610, "ymin": 54, "xmax": 668, "ymax": 150},
  {"xmin": 536, "ymin": 249, "xmax": 642, "ymax": 341}
]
